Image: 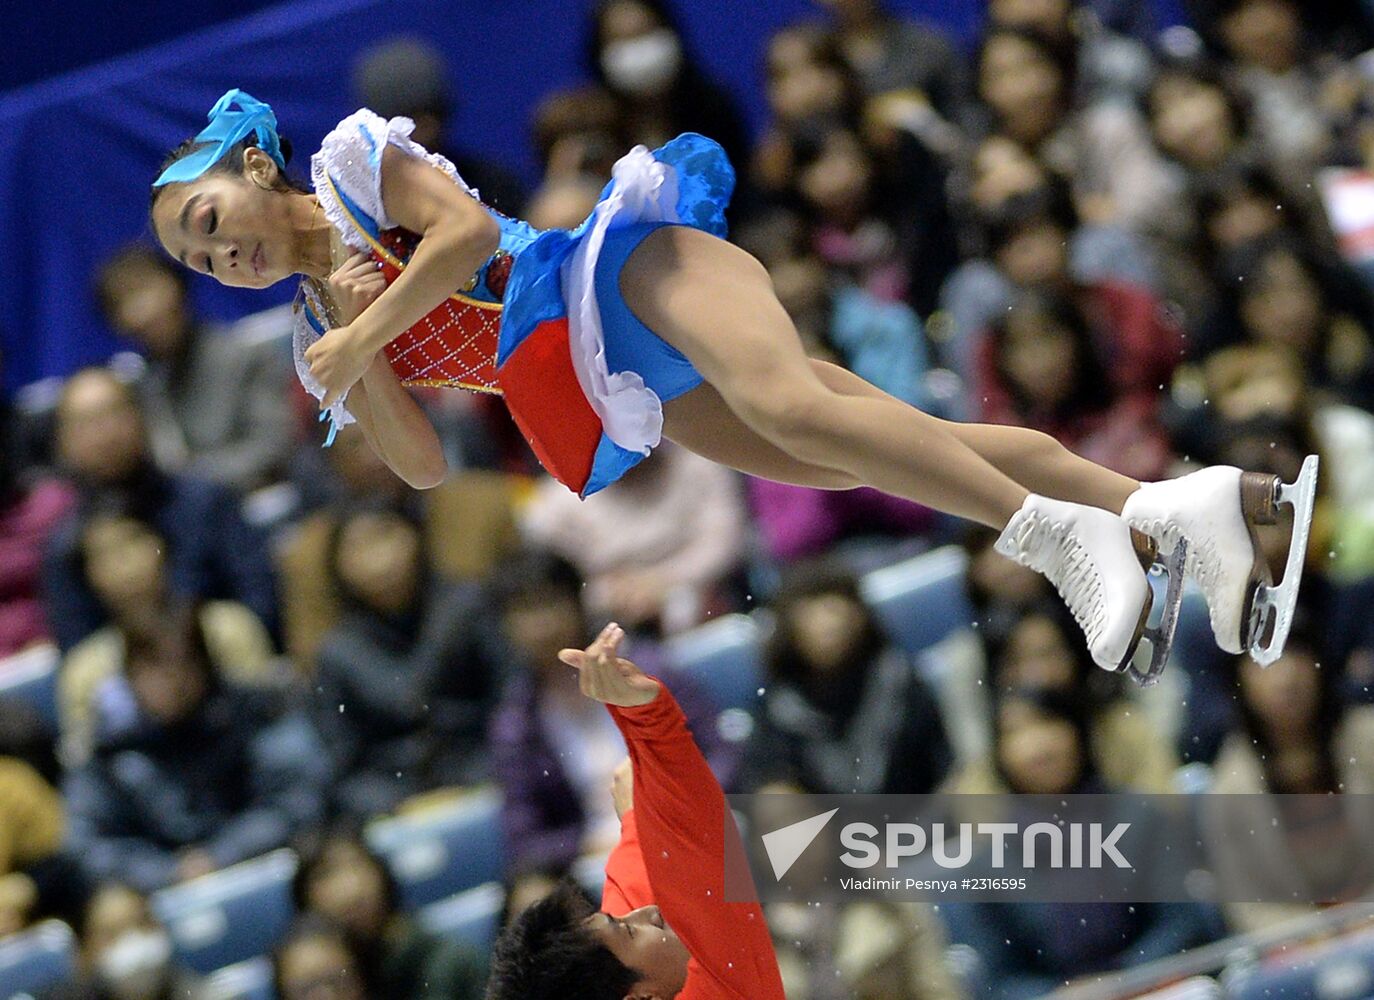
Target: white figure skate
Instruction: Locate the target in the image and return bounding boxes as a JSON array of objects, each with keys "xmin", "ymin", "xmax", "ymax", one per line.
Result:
[
  {"xmin": 996, "ymin": 495, "xmax": 1182, "ymax": 678},
  {"xmin": 1122, "ymin": 456, "xmax": 1319, "ymax": 666}
]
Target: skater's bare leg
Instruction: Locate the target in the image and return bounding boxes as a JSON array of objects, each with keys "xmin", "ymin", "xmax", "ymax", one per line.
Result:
[
  {"xmin": 662, "ymin": 383, "xmax": 860, "ymax": 490},
  {"xmin": 808, "ymin": 360, "xmax": 1140, "ymax": 513},
  {"xmin": 621, "ymin": 226, "xmax": 1027, "ymax": 528}
]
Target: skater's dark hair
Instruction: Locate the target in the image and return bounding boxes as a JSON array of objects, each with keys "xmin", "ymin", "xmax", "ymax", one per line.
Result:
[
  {"xmin": 486, "ymin": 880, "xmax": 639, "ymax": 1000},
  {"xmin": 765, "ymin": 559, "xmax": 887, "ymax": 688},
  {"xmin": 150, "ymin": 132, "xmax": 306, "ymax": 217}
]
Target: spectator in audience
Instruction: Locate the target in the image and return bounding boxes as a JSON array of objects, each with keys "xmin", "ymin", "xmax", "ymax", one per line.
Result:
[
  {"xmin": 940, "ymin": 183, "xmax": 1160, "ymax": 386},
  {"xmin": 94, "ymin": 244, "xmax": 294, "ymax": 494},
  {"xmin": 64, "ymin": 606, "xmax": 328, "ymax": 892},
  {"xmin": 43, "ymin": 368, "xmax": 277, "ymax": 650},
  {"xmin": 273, "ymin": 915, "xmax": 372, "ymax": 1000},
  {"xmin": 974, "ymin": 287, "xmax": 1175, "ymax": 481},
  {"xmin": 292, "ymin": 827, "xmax": 486, "ymax": 1000},
  {"xmin": 815, "ymin": 0, "xmax": 973, "ymax": 146},
  {"xmin": 311, "ymin": 506, "xmax": 505, "ymax": 817},
  {"xmin": 59, "ymin": 510, "xmax": 276, "ymax": 767},
  {"xmin": 737, "ymin": 560, "xmax": 953, "ymax": 795},
  {"xmin": 487, "ymin": 551, "xmax": 730, "ymax": 888},
  {"xmin": 975, "ymin": 25, "xmax": 1172, "ymax": 236},
  {"xmin": 768, "ymin": 899, "xmax": 966, "ymax": 1000},
  {"xmin": 988, "ymin": 0, "xmax": 1156, "ymax": 103},
  {"xmin": 586, "ymin": 0, "xmax": 751, "ymax": 171},
  {"xmin": 943, "ymin": 599, "xmax": 1179, "ymax": 793},
  {"xmin": 520, "ymin": 443, "xmax": 748, "ymax": 636},
  {"xmin": 532, "ymin": 86, "xmax": 626, "ymax": 183},
  {"xmin": 277, "ymin": 425, "xmax": 519, "ymax": 672},
  {"xmin": 1203, "ymin": 624, "xmax": 1374, "ymax": 933},
  {"xmin": 41, "ymin": 883, "xmax": 203, "ymax": 1000},
  {"xmin": 941, "ymin": 687, "xmax": 1220, "ymax": 999},
  {"xmin": 0, "ymin": 395, "xmax": 74, "ymax": 658},
  {"xmin": 1211, "ymin": 234, "xmax": 1374, "ymax": 409},
  {"xmin": 353, "ymin": 37, "xmax": 526, "ymax": 215}
]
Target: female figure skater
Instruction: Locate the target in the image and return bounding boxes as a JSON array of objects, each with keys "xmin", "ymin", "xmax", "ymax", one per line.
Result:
[{"xmin": 149, "ymin": 91, "xmax": 1314, "ymax": 677}]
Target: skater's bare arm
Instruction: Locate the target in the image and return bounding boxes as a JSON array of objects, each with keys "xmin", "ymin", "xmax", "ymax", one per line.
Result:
[
  {"xmin": 305, "ymin": 146, "xmax": 499, "ymax": 409},
  {"xmin": 345, "ymin": 359, "xmax": 448, "ymax": 490}
]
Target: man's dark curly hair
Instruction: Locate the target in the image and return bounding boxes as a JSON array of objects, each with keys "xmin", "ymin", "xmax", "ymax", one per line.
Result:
[{"xmin": 486, "ymin": 881, "xmax": 641, "ymax": 1000}]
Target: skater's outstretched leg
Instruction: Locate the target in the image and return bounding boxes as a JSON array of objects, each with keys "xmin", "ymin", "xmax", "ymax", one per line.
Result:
[
  {"xmin": 631, "ymin": 227, "xmax": 1153, "ymax": 671},
  {"xmin": 809, "ymin": 359, "xmax": 1140, "ymax": 513}
]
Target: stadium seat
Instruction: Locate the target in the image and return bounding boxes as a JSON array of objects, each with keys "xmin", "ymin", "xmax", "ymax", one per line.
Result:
[
  {"xmin": 1225, "ymin": 926, "xmax": 1374, "ymax": 1000},
  {"xmin": 0, "ymin": 920, "xmax": 75, "ymax": 999},
  {"xmin": 204, "ymin": 956, "xmax": 274, "ymax": 1000},
  {"xmin": 861, "ymin": 547, "xmax": 974, "ymax": 658},
  {"xmin": 150, "ymin": 849, "xmax": 297, "ymax": 974},
  {"xmin": 416, "ymin": 882, "xmax": 504, "ymax": 953},
  {"xmin": 366, "ymin": 787, "xmax": 503, "ymax": 909},
  {"xmin": 0, "ymin": 644, "xmax": 61, "ymax": 733},
  {"xmin": 663, "ymin": 614, "xmax": 765, "ymax": 713}
]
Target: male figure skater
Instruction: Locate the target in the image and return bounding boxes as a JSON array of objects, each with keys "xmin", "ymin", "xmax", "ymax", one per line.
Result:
[{"xmin": 486, "ymin": 623, "xmax": 785, "ymax": 1000}]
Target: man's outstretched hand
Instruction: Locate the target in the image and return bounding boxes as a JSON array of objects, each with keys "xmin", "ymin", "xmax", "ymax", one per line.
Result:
[{"xmin": 558, "ymin": 623, "xmax": 661, "ymax": 708}]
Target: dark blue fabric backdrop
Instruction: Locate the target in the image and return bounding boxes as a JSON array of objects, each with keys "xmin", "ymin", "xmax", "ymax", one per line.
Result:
[{"xmin": 0, "ymin": 0, "xmax": 1182, "ymax": 391}]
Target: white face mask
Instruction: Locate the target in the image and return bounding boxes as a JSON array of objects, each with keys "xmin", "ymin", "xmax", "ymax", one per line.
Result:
[
  {"xmin": 601, "ymin": 29, "xmax": 683, "ymax": 97},
  {"xmin": 97, "ymin": 928, "xmax": 173, "ymax": 1000}
]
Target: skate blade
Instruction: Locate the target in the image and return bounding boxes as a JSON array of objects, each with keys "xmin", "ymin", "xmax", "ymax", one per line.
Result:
[
  {"xmin": 1248, "ymin": 454, "xmax": 1319, "ymax": 667},
  {"xmin": 1125, "ymin": 541, "xmax": 1188, "ymax": 687}
]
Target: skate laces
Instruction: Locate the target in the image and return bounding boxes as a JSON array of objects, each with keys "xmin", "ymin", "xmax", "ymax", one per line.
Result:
[
  {"xmin": 1137, "ymin": 518, "xmax": 1221, "ymax": 597},
  {"xmin": 1010, "ymin": 513, "xmax": 1106, "ymax": 647}
]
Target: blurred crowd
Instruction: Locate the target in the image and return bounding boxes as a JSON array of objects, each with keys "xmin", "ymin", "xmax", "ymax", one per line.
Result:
[{"xmin": 5, "ymin": 0, "xmax": 1374, "ymax": 997}]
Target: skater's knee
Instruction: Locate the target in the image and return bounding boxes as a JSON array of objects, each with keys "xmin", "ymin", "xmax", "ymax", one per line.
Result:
[{"xmin": 737, "ymin": 385, "xmax": 832, "ymax": 456}]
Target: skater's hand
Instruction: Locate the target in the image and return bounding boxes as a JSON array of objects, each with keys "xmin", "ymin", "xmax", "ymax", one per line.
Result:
[
  {"xmin": 327, "ymin": 251, "xmax": 388, "ymax": 324},
  {"xmin": 305, "ymin": 324, "xmax": 373, "ymax": 410},
  {"xmin": 611, "ymin": 757, "xmax": 634, "ymax": 819},
  {"xmin": 558, "ymin": 623, "xmax": 660, "ymax": 707}
]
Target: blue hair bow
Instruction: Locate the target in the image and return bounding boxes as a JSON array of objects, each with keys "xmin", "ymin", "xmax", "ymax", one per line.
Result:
[{"xmin": 154, "ymin": 89, "xmax": 286, "ymax": 188}]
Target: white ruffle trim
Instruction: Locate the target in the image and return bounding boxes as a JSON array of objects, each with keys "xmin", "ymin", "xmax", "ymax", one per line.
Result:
[
  {"xmin": 562, "ymin": 144, "xmax": 683, "ymax": 456},
  {"xmin": 298, "ymin": 109, "xmax": 479, "ymax": 437}
]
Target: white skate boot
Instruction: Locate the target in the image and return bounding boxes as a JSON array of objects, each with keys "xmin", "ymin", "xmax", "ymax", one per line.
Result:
[
  {"xmin": 996, "ymin": 494, "xmax": 1178, "ymax": 677},
  {"xmin": 1121, "ymin": 456, "xmax": 1319, "ymax": 665}
]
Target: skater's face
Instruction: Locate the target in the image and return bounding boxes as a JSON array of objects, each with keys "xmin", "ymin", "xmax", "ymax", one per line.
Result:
[
  {"xmin": 334, "ymin": 512, "xmax": 422, "ymax": 615},
  {"xmin": 997, "ymin": 698, "xmax": 1083, "ymax": 794},
  {"xmin": 583, "ymin": 905, "xmax": 690, "ymax": 999},
  {"xmin": 276, "ymin": 934, "xmax": 366, "ymax": 1000},
  {"xmin": 302, "ymin": 839, "xmax": 391, "ymax": 940},
  {"xmin": 152, "ymin": 147, "xmax": 300, "ymax": 290},
  {"xmin": 56, "ymin": 371, "xmax": 146, "ymax": 483}
]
